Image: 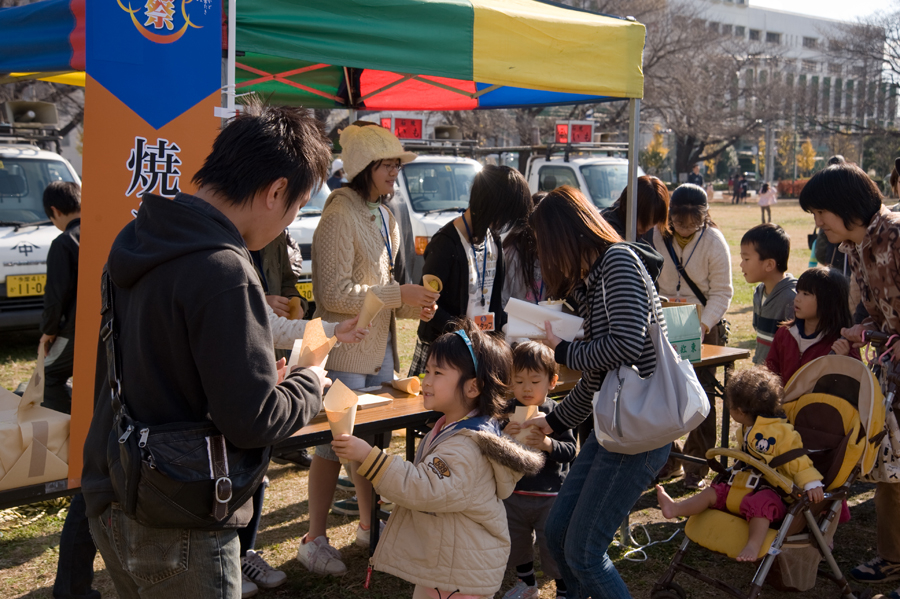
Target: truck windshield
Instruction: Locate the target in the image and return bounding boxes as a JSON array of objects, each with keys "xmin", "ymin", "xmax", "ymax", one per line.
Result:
[
  {"xmin": 0, "ymin": 158, "xmax": 76, "ymax": 224},
  {"xmin": 297, "ymin": 183, "xmax": 331, "ymax": 216},
  {"xmin": 579, "ymin": 164, "xmax": 629, "ymax": 210},
  {"xmin": 402, "ymin": 163, "xmax": 479, "ymax": 213}
]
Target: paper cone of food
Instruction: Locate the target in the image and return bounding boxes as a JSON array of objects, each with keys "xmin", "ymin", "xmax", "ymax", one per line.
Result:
[
  {"xmin": 287, "ymin": 297, "xmax": 304, "ymax": 320},
  {"xmin": 324, "ymin": 380, "xmax": 359, "ymax": 464},
  {"xmin": 357, "ymin": 290, "xmax": 385, "ymax": 329},
  {"xmin": 296, "ymin": 318, "xmax": 337, "ymax": 368},
  {"xmin": 391, "ymin": 377, "xmax": 421, "ymax": 395},
  {"xmin": 422, "ymin": 275, "xmax": 443, "ymax": 293},
  {"xmin": 510, "ymin": 405, "xmax": 539, "ymax": 443}
]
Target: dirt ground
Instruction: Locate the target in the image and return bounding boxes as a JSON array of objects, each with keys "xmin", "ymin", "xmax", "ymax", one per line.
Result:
[{"xmin": 0, "ymin": 201, "xmax": 895, "ymax": 598}]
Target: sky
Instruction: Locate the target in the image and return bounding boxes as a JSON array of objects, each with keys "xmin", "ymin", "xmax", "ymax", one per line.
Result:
[{"xmin": 752, "ymin": 0, "xmax": 896, "ymax": 21}]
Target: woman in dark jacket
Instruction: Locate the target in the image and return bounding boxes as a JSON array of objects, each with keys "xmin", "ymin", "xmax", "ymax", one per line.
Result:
[
  {"xmin": 407, "ymin": 165, "xmax": 531, "ymax": 376},
  {"xmin": 525, "ymin": 186, "xmax": 669, "ymax": 599}
]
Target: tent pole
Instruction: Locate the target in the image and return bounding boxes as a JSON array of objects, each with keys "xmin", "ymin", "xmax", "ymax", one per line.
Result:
[
  {"xmin": 625, "ymin": 98, "xmax": 641, "ymax": 242},
  {"xmin": 227, "ymin": 0, "xmax": 236, "ymax": 115}
]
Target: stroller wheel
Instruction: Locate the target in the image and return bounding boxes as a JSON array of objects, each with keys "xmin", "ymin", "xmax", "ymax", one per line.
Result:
[{"xmin": 651, "ymin": 582, "xmax": 686, "ymax": 599}]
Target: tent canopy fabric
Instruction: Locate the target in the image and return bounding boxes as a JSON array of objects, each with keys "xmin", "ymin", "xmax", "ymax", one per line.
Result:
[{"xmin": 0, "ymin": 0, "xmax": 644, "ymax": 109}]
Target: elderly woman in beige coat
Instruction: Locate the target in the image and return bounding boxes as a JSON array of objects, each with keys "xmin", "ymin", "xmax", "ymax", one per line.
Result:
[{"xmin": 297, "ymin": 122, "xmax": 439, "ymax": 576}]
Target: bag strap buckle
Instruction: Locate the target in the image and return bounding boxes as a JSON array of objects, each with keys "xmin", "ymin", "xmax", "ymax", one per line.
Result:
[
  {"xmin": 208, "ymin": 435, "xmax": 231, "ymax": 520},
  {"xmin": 214, "ymin": 477, "xmax": 233, "ymax": 504}
]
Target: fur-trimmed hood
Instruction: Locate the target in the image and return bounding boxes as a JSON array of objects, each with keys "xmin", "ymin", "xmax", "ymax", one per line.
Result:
[{"xmin": 465, "ymin": 429, "xmax": 545, "ymax": 499}]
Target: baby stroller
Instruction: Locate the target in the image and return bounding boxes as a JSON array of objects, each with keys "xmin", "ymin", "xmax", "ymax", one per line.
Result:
[{"xmin": 652, "ymin": 355, "xmax": 886, "ymax": 599}]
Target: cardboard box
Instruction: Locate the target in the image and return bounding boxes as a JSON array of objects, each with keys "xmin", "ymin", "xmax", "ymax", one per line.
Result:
[{"xmin": 662, "ymin": 304, "xmax": 702, "ymax": 363}]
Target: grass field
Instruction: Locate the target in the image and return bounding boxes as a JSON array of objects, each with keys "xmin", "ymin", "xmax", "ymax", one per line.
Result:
[{"xmin": 1, "ymin": 201, "xmax": 895, "ymax": 599}]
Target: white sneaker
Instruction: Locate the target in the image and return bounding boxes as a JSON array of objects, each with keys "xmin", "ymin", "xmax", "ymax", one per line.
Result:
[
  {"xmin": 503, "ymin": 580, "xmax": 539, "ymax": 599},
  {"xmin": 242, "ymin": 549, "xmax": 287, "ymax": 589},
  {"xmin": 296, "ymin": 534, "xmax": 347, "ymax": 576},
  {"xmin": 355, "ymin": 520, "xmax": 386, "ymax": 547},
  {"xmin": 241, "ymin": 572, "xmax": 259, "ymax": 598}
]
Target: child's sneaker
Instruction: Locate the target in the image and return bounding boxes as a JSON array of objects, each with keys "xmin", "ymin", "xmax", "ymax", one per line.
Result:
[
  {"xmin": 355, "ymin": 521, "xmax": 386, "ymax": 547},
  {"xmin": 872, "ymin": 589, "xmax": 900, "ymax": 599},
  {"xmin": 241, "ymin": 573, "xmax": 259, "ymax": 598},
  {"xmin": 503, "ymin": 580, "xmax": 539, "ymax": 599},
  {"xmin": 337, "ymin": 475, "xmax": 355, "ymax": 489},
  {"xmin": 296, "ymin": 534, "xmax": 347, "ymax": 576},
  {"xmin": 852, "ymin": 557, "xmax": 900, "ymax": 583},
  {"xmin": 332, "ymin": 496, "xmax": 360, "ymax": 516},
  {"xmin": 242, "ymin": 549, "xmax": 287, "ymax": 589}
]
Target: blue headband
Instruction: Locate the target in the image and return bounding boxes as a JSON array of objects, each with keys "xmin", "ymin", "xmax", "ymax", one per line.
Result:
[{"xmin": 454, "ymin": 330, "xmax": 479, "ymax": 371}]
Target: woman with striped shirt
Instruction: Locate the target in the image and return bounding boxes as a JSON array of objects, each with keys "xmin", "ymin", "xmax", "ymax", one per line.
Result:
[{"xmin": 525, "ymin": 186, "xmax": 670, "ymax": 599}]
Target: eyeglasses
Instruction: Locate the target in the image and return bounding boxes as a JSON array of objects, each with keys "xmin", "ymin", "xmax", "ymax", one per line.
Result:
[{"xmin": 379, "ymin": 161, "xmax": 403, "ymax": 173}]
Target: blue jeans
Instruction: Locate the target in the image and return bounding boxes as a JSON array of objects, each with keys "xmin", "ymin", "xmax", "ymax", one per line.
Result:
[
  {"xmin": 546, "ymin": 433, "xmax": 669, "ymax": 599},
  {"xmin": 89, "ymin": 504, "xmax": 240, "ymax": 599}
]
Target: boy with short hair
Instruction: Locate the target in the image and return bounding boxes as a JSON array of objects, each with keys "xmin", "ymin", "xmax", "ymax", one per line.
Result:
[
  {"xmin": 502, "ymin": 342, "xmax": 577, "ymax": 599},
  {"xmin": 740, "ymin": 223, "xmax": 797, "ymax": 364},
  {"xmin": 40, "ymin": 180, "xmax": 81, "ymax": 413}
]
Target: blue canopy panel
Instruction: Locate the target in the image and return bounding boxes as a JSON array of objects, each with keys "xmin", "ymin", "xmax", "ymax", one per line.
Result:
[
  {"xmin": 474, "ymin": 82, "xmax": 614, "ymax": 109},
  {"xmin": 0, "ymin": 0, "xmax": 84, "ymax": 74}
]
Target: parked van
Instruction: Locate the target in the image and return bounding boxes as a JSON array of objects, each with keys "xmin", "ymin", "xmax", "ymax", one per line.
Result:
[
  {"xmin": 0, "ymin": 143, "xmax": 80, "ymax": 331},
  {"xmin": 524, "ymin": 148, "xmax": 643, "ymax": 210}
]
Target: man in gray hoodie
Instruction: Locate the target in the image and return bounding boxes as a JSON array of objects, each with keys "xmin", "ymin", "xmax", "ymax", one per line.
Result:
[
  {"xmin": 740, "ymin": 224, "xmax": 797, "ymax": 364},
  {"xmin": 82, "ymin": 103, "xmax": 333, "ymax": 599}
]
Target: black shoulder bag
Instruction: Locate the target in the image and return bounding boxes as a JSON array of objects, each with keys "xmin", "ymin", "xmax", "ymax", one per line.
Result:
[
  {"xmin": 661, "ymin": 235, "xmax": 730, "ymax": 346},
  {"xmin": 102, "ymin": 271, "xmax": 269, "ymax": 529}
]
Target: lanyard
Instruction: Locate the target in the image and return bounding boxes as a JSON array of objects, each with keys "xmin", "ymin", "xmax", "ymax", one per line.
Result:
[
  {"xmin": 461, "ymin": 215, "xmax": 488, "ymax": 307},
  {"xmin": 532, "ymin": 280, "xmax": 544, "ymax": 304},
  {"xmin": 675, "ymin": 226, "xmax": 706, "ymax": 296},
  {"xmin": 378, "ymin": 205, "xmax": 394, "ymax": 281}
]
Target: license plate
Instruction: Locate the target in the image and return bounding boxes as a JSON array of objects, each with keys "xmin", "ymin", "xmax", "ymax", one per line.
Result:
[
  {"xmin": 296, "ymin": 282, "xmax": 314, "ymax": 302},
  {"xmin": 7, "ymin": 274, "xmax": 46, "ymax": 297}
]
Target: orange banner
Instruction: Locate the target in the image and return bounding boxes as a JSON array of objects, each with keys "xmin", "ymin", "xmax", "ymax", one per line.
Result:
[{"xmin": 69, "ymin": 77, "xmax": 219, "ymax": 487}]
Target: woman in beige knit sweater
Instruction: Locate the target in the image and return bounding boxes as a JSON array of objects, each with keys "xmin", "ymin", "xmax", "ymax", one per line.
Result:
[{"xmin": 298, "ymin": 122, "xmax": 439, "ymax": 576}]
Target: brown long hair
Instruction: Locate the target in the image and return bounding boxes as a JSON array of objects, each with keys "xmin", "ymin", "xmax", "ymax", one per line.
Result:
[
  {"xmin": 529, "ymin": 185, "xmax": 622, "ymax": 298},
  {"xmin": 609, "ymin": 175, "xmax": 671, "ymax": 235}
]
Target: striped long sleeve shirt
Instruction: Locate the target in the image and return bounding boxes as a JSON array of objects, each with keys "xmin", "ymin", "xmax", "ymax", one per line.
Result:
[{"xmin": 546, "ymin": 244, "xmax": 666, "ymax": 433}]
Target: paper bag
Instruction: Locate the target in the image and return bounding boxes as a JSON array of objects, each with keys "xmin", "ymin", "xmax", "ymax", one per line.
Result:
[
  {"xmin": 288, "ymin": 318, "xmax": 337, "ymax": 369},
  {"xmin": 391, "ymin": 377, "xmax": 421, "ymax": 395},
  {"xmin": 422, "ymin": 275, "xmax": 443, "ymax": 292},
  {"xmin": 505, "ymin": 298, "xmax": 584, "ymax": 342},
  {"xmin": 510, "ymin": 405, "xmax": 539, "ymax": 444},
  {"xmin": 0, "ymin": 349, "xmax": 70, "ymax": 491},
  {"xmin": 358, "ymin": 290, "xmax": 385, "ymax": 329},
  {"xmin": 324, "ymin": 380, "xmax": 359, "ymax": 464},
  {"xmin": 287, "ymin": 297, "xmax": 304, "ymax": 320}
]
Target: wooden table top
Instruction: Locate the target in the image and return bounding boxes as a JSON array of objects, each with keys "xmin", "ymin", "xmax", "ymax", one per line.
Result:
[
  {"xmin": 281, "ymin": 383, "xmax": 435, "ymax": 447},
  {"xmin": 556, "ymin": 344, "xmax": 751, "ymax": 392}
]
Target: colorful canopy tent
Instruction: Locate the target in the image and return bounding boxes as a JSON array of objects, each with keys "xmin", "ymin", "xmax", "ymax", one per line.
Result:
[{"xmin": 0, "ymin": 0, "xmax": 645, "ymax": 238}]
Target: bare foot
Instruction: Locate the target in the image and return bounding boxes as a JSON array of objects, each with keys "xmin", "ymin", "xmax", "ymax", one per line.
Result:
[
  {"xmin": 656, "ymin": 484, "xmax": 679, "ymax": 519},
  {"xmin": 736, "ymin": 542, "xmax": 762, "ymax": 562}
]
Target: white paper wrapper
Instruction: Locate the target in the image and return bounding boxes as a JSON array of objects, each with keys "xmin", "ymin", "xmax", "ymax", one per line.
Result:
[
  {"xmin": 391, "ymin": 377, "xmax": 421, "ymax": 395},
  {"xmin": 324, "ymin": 380, "xmax": 359, "ymax": 464},
  {"xmin": 505, "ymin": 298, "xmax": 584, "ymax": 341},
  {"xmin": 510, "ymin": 404, "xmax": 539, "ymax": 443}
]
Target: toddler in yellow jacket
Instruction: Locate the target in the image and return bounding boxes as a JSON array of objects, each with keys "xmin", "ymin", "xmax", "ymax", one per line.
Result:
[
  {"xmin": 657, "ymin": 367, "xmax": 824, "ymax": 562},
  {"xmin": 333, "ymin": 320, "xmax": 544, "ymax": 598}
]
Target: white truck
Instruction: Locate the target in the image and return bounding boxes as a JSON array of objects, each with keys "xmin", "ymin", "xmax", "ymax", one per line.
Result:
[
  {"xmin": 0, "ymin": 117, "xmax": 81, "ymax": 332},
  {"xmin": 287, "ymin": 152, "xmax": 481, "ymax": 312},
  {"xmin": 523, "ymin": 145, "xmax": 643, "ymax": 210}
]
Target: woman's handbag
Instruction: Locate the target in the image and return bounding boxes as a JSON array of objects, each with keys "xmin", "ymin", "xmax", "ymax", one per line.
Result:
[
  {"xmin": 101, "ymin": 271, "xmax": 270, "ymax": 529},
  {"xmin": 592, "ymin": 248, "xmax": 710, "ymax": 455}
]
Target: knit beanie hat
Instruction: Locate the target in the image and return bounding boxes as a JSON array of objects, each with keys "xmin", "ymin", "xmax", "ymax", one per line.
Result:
[
  {"xmin": 670, "ymin": 183, "xmax": 708, "ymax": 208},
  {"xmin": 340, "ymin": 123, "xmax": 417, "ymax": 182}
]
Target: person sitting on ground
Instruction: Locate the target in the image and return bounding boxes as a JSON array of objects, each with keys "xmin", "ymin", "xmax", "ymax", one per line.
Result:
[
  {"xmin": 332, "ymin": 320, "xmax": 544, "ymax": 599},
  {"xmin": 740, "ymin": 223, "xmax": 796, "ymax": 365},
  {"xmin": 500, "ymin": 342, "xmax": 576, "ymax": 599},
  {"xmin": 657, "ymin": 367, "xmax": 824, "ymax": 562}
]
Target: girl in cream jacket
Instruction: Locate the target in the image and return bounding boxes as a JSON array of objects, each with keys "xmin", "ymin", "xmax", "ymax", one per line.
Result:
[{"xmin": 333, "ymin": 321, "xmax": 544, "ymax": 599}]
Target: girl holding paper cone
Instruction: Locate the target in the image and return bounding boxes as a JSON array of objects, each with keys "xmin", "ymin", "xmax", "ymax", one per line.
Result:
[
  {"xmin": 300, "ymin": 122, "xmax": 439, "ymax": 576},
  {"xmin": 523, "ymin": 186, "xmax": 670, "ymax": 599},
  {"xmin": 332, "ymin": 321, "xmax": 545, "ymax": 599},
  {"xmin": 409, "ymin": 165, "xmax": 532, "ymax": 377}
]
